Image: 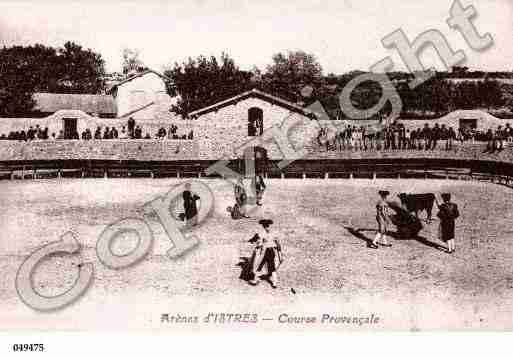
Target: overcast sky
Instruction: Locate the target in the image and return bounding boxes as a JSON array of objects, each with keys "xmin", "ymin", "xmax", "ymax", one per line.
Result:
[{"xmin": 1, "ymin": 0, "xmax": 511, "ymax": 74}]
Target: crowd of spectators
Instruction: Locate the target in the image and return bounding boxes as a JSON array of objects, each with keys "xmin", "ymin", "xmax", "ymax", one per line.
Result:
[
  {"xmin": 317, "ymin": 122, "xmax": 513, "ymax": 152},
  {"xmin": 0, "ymin": 125, "xmax": 50, "ymax": 141},
  {"xmin": 0, "ymin": 117, "xmax": 193, "ymax": 142}
]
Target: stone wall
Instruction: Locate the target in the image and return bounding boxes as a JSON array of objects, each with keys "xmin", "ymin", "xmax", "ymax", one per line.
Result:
[
  {"xmin": 305, "ymin": 142, "xmax": 513, "ymax": 164},
  {"xmin": 1, "ymin": 137, "xmax": 513, "ymax": 165},
  {"xmin": 0, "ymin": 139, "xmax": 198, "ymax": 161}
]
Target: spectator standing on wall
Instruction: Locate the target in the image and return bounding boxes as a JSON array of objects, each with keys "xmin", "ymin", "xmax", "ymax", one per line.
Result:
[
  {"xmin": 119, "ymin": 126, "xmax": 128, "ymax": 139},
  {"xmin": 404, "ymin": 129, "xmax": 411, "ymax": 149},
  {"xmin": 485, "ymin": 128, "xmax": 494, "ymax": 151},
  {"xmin": 431, "ymin": 123, "xmax": 440, "ymax": 150},
  {"xmin": 448, "ymin": 127, "xmax": 456, "ymax": 150},
  {"xmin": 157, "ymin": 127, "xmax": 167, "ymax": 139},
  {"xmin": 440, "ymin": 124, "xmax": 448, "ymax": 150},
  {"xmin": 111, "ymin": 126, "xmax": 119, "ymax": 139},
  {"xmin": 505, "ymin": 123, "xmax": 512, "ymax": 142},
  {"xmin": 134, "ymin": 126, "xmax": 142, "ymax": 139},
  {"xmin": 421, "ymin": 123, "xmax": 431, "ymax": 150},
  {"xmin": 495, "ymin": 126, "xmax": 504, "ymax": 151},
  {"xmin": 103, "ymin": 126, "xmax": 111, "ymax": 139},
  {"xmin": 127, "ymin": 117, "xmax": 136, "ymax": 139},
  {"xmin": 94, "ymin": 126, "xmax": 102, "ymax": 139}
]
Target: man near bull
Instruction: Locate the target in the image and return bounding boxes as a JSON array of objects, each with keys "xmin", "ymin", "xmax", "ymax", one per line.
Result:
[
  {"xmin": 436, "ymin": 193, "xmax": 460, "ymax": 254},
  {"xmin": 370, "ymin": 190, "xmax": 393, "ymax": 249}
]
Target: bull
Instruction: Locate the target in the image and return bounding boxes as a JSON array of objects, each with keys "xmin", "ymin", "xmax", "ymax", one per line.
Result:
[{"xmin": 397, "ymin": 193, "xmax": 435, "ymax": 222}]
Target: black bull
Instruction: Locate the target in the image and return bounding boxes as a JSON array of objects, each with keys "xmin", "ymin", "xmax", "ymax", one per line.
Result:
[{"xmin": 398, "ymin": 193, "xmax": 435, "ymax": 222}]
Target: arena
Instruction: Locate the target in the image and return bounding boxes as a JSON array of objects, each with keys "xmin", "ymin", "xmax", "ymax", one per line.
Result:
[{"xmin": 1, "ymin": 177, "xmax": 513, "ymax": 330}]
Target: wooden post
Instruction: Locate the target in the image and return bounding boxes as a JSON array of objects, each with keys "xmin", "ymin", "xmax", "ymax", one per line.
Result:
[
  {"xmin": 177, "ymin": 171, "xmax": 180, "ymax": 179},
  {"xmin": 10, "ymin": 171, "xmax": 14, "ymax": 180},
  {"xmin": 373, "ymin": 172, "xmax": 377, "ymax": 180},
  {"xmin": 350, "ymin": 172, "xmax": 353, "ymax": 180},
  {"xmin": 151, "ymin": 171, "xmax": 154, "ymax": 179},
  {"xmin": 281, "ymin": 172, "xmax": 285, "ymax": 180},
  {"xmin": 325, "ymin": 172, "xmax": 329, "ymax": 179},
  {"xmin": 104, "ymin": 170, "xmax": 108, "ymax": 179},
  {"xmin": 57, "ymin": 169, "xmax": 61, "ymax": 179},
  {"xmin": 302, "ymin": 173, "xmax": 306, "ymax": 180}
]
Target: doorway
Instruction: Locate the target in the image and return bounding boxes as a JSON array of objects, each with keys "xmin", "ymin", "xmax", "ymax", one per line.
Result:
[{"xmin": 63, "ymin": 118, "xmax": 78, "ymax": 139}]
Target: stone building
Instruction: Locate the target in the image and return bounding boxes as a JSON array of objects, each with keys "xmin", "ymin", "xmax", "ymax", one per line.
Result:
[{"xmin": 189, "ymin": 89, "xmax": 320, "ymax": 160}]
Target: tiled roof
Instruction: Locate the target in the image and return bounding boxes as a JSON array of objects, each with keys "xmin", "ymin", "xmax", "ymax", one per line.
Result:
[
  {"xmin": 33, "ymin": 92, "xmax": 117, "ymax": 115},
  {"xmin": 188, "ymin": 89, "xmax": 318, "ymax": 119}
]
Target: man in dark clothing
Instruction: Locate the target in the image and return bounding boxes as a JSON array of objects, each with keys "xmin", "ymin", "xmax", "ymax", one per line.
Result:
[
  {"xmin": 94, "ymin": 126, "xmax": 102, "ymax": 139},
  {"xmin": 111, "ymin": 127, "xmax": 119, "ymax": 139},
  {"xmin": 103, "ymin": 127, "xmax": 111, "ymax": 139},
  {"xmin": 157, "ymin": 127, "xmax": 167, "ymax": 139},
  {"xmin": 448, "ymin": 127, "xmax": 456, "ymax": 150},
  {"xmin": 127, "ymin": 117, "xmax": 136, "ymax": 139},
  {"xmin": 182, "ymin": 183, "xmax": 200, "ymax": 227},
  {"xmin": 431, "ymin": 123, "xmax": 440, "ymax": 150},
  {"xmin": 251, "ymin": 174, "xmax": 266, "ymax": 206},
  {"xmin": 27, "ymin": 126, "xmax": 35, "ymax": 141},
  {"xmin": 134, "ymin": 126, "xmax": 142, "ymax": 139},
  {"xmin": 436, "ymin": 193, "xmax": 460, "ymax": 253},
  {"xmin": 421, "ymin": 124, "xmax": 431, "ymax": 150}
]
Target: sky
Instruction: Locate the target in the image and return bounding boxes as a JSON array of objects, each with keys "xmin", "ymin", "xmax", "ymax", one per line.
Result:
[{"xmin": 0, "ymin": 0, "xmax": 512, "ymax": 74}]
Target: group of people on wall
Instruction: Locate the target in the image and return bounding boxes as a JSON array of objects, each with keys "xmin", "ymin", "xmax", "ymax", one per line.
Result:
[
  {"xmin": 0, "ymin": 117, "xmax": 193, "ymax": 142},
  {"xmin": 317, "ymin": 122, "xmax": 513, "ymax": 152}
]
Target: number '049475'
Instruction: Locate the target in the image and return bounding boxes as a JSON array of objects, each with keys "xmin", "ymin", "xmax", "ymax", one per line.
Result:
[{"xmin": 12, "ymin": 344, "xmax": 44, "ymax": 352}]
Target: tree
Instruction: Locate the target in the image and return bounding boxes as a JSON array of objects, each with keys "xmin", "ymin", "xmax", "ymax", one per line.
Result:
[
  {"xmin": 57, "ymin": 41, "xmax": 106, "ymax": 94},
  {"xmin": 262, "ymin": 50, "xmax": 323, "ymax": 103},
  {"xmin": 122, "ymin": 48, "xmax": 146, "ymax": 76},
  {"xmin": 0, "ymin": 42, "xmax": 106, "ymax": 116},
  {"xmin": 164, "ymin": 52, "xmax": 253, "ymax": 116}
]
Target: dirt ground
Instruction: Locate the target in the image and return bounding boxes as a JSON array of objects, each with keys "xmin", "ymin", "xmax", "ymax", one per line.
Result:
[{"xmin": 1, "ymin": 178, "xmax": 513, "ymax": 330}]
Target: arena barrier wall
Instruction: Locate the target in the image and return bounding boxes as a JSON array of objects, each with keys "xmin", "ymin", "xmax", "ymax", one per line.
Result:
[{"xmin": 0, "ymin": 140, "xmax": 513, "ymax": 189}]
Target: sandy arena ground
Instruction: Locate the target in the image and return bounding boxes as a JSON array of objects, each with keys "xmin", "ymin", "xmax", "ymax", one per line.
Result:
[{"xmin": 1, "ymin": 178, "xmax": 513, "ymax": 331}]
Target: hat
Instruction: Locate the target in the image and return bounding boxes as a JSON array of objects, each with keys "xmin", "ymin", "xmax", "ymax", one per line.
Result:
[
  {"xmin": 258, "ymin": 219, "xmax": 274, "ymax": 227},
  {"xmin": 441, "ymin": 193, "xmax": 451, "ymax": 201},
  {"xmin": 378, "ymin": 190, "xmax": 390, "ymax": 196}
]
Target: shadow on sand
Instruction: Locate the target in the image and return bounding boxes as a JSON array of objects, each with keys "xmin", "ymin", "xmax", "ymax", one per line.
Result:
[
  {"xmin": 344, "ymin": 226, "xmax": 446, "ymax": 251},
  {"xmin": 236, "ymin": 256, "xmax": 274, "ymax": 286}
]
